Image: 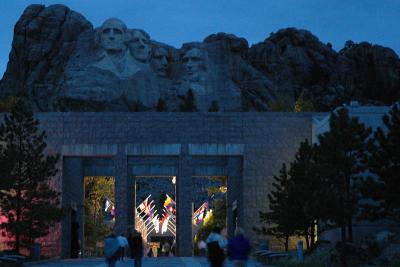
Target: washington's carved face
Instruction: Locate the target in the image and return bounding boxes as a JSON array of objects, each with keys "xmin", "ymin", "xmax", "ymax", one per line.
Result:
[
  {"xmin": 130, "ymin": 30, "xmax": 150, "ymax": 62},
  {"xmin": 182, "ymin": 48, "xmax": 205, "ymax": 82},
  {"xmin": 151, "ymin": 47, "xmax": 169, "ymax": 77},
  {"xmin": 99, "ymin": 19, "xmax": 127, "ymax": 51}
]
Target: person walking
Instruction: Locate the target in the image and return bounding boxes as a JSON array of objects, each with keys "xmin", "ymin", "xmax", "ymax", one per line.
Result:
[
  {"xmin": 227, "ymin": 228, "xmax": 251, "ymax": 267},
  {"xmin": 206, "ymin": 226, "xmax": 227, "ymax": 267},
  {"xmin": 117, "ymin": 233, "xmax": 128, "ymax": 261},
  {"xmin": 161, "ymin": 241, "xmax": 171, "ymax": 257},
  {"xmin": 104, "ymin": 233, "xmax": 120, "ymax": 267},
  {"xmin": 128, "ymin": 230, "xmax": 144, "ymax": 267}
]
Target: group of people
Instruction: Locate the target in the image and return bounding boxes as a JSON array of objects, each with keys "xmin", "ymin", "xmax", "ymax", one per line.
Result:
[
  {"xmin": 104, "ymin": 230, "xmax": 143, "ymax": 267},
  {"xmin": 206, "ymin": 226, "xmax": 251, "ymax": 267},
  {"xmin": 103, "ymin": 226, "xmax": 250, "ymax": 267}
]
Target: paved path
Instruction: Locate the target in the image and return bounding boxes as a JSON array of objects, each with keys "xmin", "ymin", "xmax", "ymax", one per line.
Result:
[{"xmin": 26, "ymin": 257, "xmax": 265, "ymax": 267}]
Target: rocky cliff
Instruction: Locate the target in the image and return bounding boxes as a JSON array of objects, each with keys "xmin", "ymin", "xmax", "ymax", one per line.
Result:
[{"xmin": 1, "ymin": 4, "xmax": 399, "ymax": 111}]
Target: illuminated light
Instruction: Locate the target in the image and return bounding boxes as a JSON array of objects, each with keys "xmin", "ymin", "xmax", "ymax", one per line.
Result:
[
  {"xmin": 203, "ymin": 210, "xmax": 213, "ymax": 226},
  {"xmin": 219, "ymin": 186, "xmax": 227, "ymax": 193},
  {"xmin": 172, "ymin": 176, "xmax": 176, "ymax": 185}
]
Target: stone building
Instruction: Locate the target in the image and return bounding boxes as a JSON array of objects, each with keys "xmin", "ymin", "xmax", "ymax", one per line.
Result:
[{"xmin": 0, "ymin": 103, "xmax": 389, "ymax": 257}]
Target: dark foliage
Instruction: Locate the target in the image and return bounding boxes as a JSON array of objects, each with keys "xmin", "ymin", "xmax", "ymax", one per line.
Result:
[
  {"xmin": 179, "ymin": 89, "xmax": 198, "ymax": 112},
  {"xmin": 256, "ymin": 164, "xmax": 296, "ymax": 251},
  {"xmin": 362, "ymin": 103, "xmax": 400, "ymax": 222},
  {"xmin": 0, "ymin": 99, "xmax": 62, "ymax": 254},
  {"xmin": 156, "ymin": 98, "xmax": 167, "ymax": 112},
  {"xmin": 316, "ymin": 108, "xmax": 371, "ymax": 242}
]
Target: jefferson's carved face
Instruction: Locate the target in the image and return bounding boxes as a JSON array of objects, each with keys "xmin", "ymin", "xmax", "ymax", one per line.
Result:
[
  {"xmin": 182, "ymin": 48, "xmax": 205, "ymax": 82},
  {"xmin": 151, "ymin": 47, "xmax": 169, "ymax": 77},
  {"xmin": 130, "ymin": 30, "xmax": 150, "ymax": 62},
  {"xmin": 99, "ymin": 19, "xmax": 127, "ymax": 51}
]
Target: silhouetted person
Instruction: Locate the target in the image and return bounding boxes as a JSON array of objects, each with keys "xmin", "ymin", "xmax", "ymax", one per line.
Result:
[
  {"xmin": 206, "ymin": 226, "xmax": 227, "ymax": 267},
  {"xmin": 161, "ymin": 241, "xmax": 171, "ymax": 256},
  {"xmin": 117, "ymin": 233, "xmax": 128, "ymax": 261},
  {"xmin": 70, "ymin": 221, "xmax": 80, "ymax": 258},
  {"xmin": 128, "ymin": 230, "xmax": 143, "ymax": 267},
  {"xmin": 104, "ymin": 233, "xmax": 120, "ymax": 267},
  {"xmin": 227, "ymin": 228, "xmax": 251, "ymax": 267}
]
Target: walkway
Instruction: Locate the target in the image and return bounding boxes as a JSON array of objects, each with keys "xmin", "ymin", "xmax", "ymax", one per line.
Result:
[{"xmin": 26, "ymin": 257, "xmax": 265, "ymax": 267}]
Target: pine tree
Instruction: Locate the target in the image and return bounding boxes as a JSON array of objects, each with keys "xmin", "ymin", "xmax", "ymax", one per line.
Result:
[
  {"xmin": 156, "ymin": 98, "xmax": 167, "ymax": 112},
  {"xmin": 288, "ymin": 139, "xmax": 329, "ymax": 249},
  {"xmin": 179, "ymin": 89, "xmax": 198, "ymax": 112},
  {"xmin": 294, "ymin": 92, "xmax": 315, "ymax": 112},
  {"xmin": 257, "ymin": 164, "xmax": 296, "ymax": 251},
  {"xmin": 0, "ymin": 99, "xmax": 62, "ymax": 254},
  {"xmin": 208, "ymin": 101, "xmax": 220, "ymax": 112},
  {"xmin": 362, "ymin": 103, "xmax": 400, "ymax": 222},
  {"xmin": 316, "ymin": 108, "xmax": 371, "ymax": 242}
]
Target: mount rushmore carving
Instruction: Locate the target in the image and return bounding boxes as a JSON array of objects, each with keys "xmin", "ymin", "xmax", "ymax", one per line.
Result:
[{"xmin": 0, "ymin": 4, "xmax": 399, "ymax": 111}]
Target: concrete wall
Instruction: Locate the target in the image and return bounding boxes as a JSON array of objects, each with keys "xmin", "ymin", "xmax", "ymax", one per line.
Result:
[
  {"xmin": 41, "ymin": 112, "xmax": 314, "ymax": 256},
  {"xmin": 0, "ymin": 112, "xmax": 317, "ymax": 256}
]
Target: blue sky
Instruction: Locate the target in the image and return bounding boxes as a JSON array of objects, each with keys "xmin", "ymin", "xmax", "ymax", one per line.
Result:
[{"xmin": 0, "ymin": 0, "xmax": 399, "ymax": 76}]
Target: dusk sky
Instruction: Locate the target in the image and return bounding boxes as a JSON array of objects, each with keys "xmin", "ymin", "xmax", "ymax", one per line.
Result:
[{"xmin": 0, "ymin": 0, "xmax": 399, "ymax": 76}]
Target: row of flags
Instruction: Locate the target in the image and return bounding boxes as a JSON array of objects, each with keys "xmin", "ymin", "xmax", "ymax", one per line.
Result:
[
  {"xmin": 193, "ymin": 201, "xmax": 209, "ymax": 225},
  {"xmin": 135, "ymin": 195, "xmax": 211, "ymax": 239},
  {"xmin": 136, "ymin": 194, "xmax": 176, "ymax": 237}
]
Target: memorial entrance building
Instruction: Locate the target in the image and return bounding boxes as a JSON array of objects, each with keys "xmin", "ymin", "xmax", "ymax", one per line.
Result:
[{"xmin": 10, "ymin": 106, "xmax": 385, "ymax": 257}]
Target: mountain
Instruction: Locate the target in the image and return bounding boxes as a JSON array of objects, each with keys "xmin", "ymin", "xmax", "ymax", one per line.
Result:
[{"xmin": 1, "ymin": 4, "xmax": 399, "ymax": 111}]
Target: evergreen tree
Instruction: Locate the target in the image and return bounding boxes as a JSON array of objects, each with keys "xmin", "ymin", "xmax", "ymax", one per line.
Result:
[
  {"xmin": 156, "ymin": 98, "xmax": 167, "ymax": 112},
  {"xmin": 179, "ymin": 89, "xmax": 198, "ymax": 112},
  {"xmin": 288, "ymin": 139, "xmax": 328, "ymax": 249},
  {"xmin": 208, "ymin": 101, "xmax": 220, "ymax": 112},
  {"xmin": 316, "ymin": 108, "xmax": 371, "ymax": 242},
  {"xmin": 257, "ymin": 164, "xmax": 296, "ymax": 251},
  {"xmin": 0, "ymin": 100, "xmax": 62, "ymax": 254},
  {"xmin": 362, "ymin": 103, "xmax": 400, "ymax": 222},
  {"xmin": 294, "ymin": 92, "xmax": 315, "ymax": 112}
]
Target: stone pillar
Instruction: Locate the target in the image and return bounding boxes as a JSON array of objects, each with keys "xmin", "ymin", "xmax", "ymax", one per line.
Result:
[
  {"xmin": 226, "ymin": 157, "xmax": 243, "ymax": 238},
  {"xmin": 176, "ymin": 145, "xmax": 193, "ymax": 256},
  {"xmin": 127, "ymin": 174, "xmax": 135, "ymax": 232},
  {"xmin": 114, "ymin": 145, "xmax": 128, "ymax": 235},
  {"xmin": 61, "ymin": 157, "xmax": 83, "ymax": 258}
]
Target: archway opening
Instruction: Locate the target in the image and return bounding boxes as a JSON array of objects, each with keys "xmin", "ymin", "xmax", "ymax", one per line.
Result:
[
  {"xmin": 83, "ymin": 176, "xmax": 115, "ymax": 257},
  {"xmin": 134, "ymin": 176, "xmax": 176, "ymax": 257},
  {"xmin": 192, "ymin": 176, "xmax": 227, "ymax": 256}
]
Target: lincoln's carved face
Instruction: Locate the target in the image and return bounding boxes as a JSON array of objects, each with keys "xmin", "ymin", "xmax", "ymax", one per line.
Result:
[
  {"xmin": 182, "ymin": 48, "xmax": 205, "ymax": 82},
  {"xmin": 129, "ymin": 30, "xmax": 150, "ymax": 62},
  {"xmin": 99, "ymin": 18, "xmax": 127, "ymax": 51},
  {"xmin": 151, "ymin": 47, "xmax": 169, "ymax": 77}
]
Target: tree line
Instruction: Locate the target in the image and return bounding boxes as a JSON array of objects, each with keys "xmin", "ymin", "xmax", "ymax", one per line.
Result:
[{"xmin": 257, "ymin": 104, "xmax": 400, "ymax": 251}]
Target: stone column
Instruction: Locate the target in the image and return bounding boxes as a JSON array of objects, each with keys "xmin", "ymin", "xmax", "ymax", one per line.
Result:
[
  {"xmin": 176, "ymin": 144, "xmax": 193, "ymax": 256},
  {"xmin": 61, "ymin": 157, "xmax": 83, "ymax": 258},
  {"xmin": 114, "ymin": 144, "xmax": 128, "ymax": 235},
  {"xmin": 226, "ymin": 156, "xmax": 243, "ymax": 238},
  {"xmin": 126, "ymin": 174, "xmax": 135, "ymax": 232}
]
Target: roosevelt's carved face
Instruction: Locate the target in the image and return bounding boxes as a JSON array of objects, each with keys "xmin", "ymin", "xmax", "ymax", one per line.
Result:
[
  {"xmin": 151, "ymin": 47, "xmax": 169, "ymax": 77},
  {"xmin": 129, "ymin": 30, "xmax": 150, "ymax": 62},
  {"xmin": 182, "ymin": 48, "xmax": 205, "ymax": 82},
  {"xmin": 99, "ymin": 18, "xmax": 127, "ymax": 51}
]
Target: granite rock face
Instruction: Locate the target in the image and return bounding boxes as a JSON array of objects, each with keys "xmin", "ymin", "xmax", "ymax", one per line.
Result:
[
  {"xmin": 336, "ymin": 42, "xmax": 400, "ymax": 105},
  {"xmin": 249, "ymin": 28, "xmax": 400, "ymax": 110},
  {"xmin": 1, "ymin": 5, "xmax": 399, "ymax": 111},
  {"xmin": 0, "ymin": 4, "xmax": 92, "ymax": 110}
]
